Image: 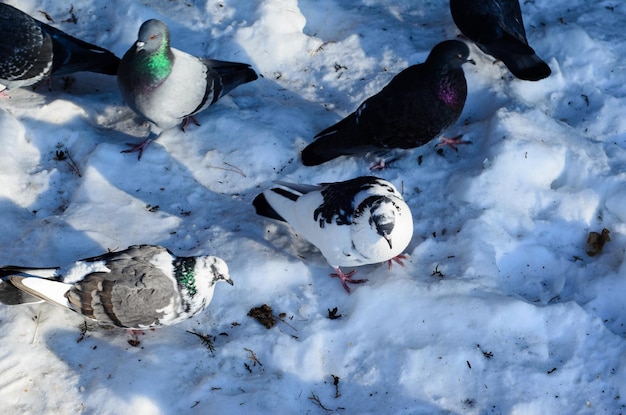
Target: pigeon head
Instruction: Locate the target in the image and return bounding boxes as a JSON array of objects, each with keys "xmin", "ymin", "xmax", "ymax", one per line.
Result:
[
  {"xmin": 353, "ymin": 196, "xmax": 400, "ymax": 251},
  {"xmin": 173, "ymin": 255, "xmax": 232, "ymax": 316},
  {"xmin": 123, "ymin": 19, "xmax": 174, "ymax": 85},
  {"xmin": 349, "ymin": 192, "xmax": 413, "ymax": 265},
  {"xmin": 174, "ymin": 255, "xmax": 232, "ymax": 294},
  {"xmin": 195, "ymin": 255, "xmax": 233, "ymax": 287},
  {"xmin": 427, "ymin": 40, "xmax": 475, "ymax": 69},
  {"xmin": 371, "ymin": 197, "xmax": 398, "ymax": 248},
  {"xmin": 136, "ymin": 19, "xmax": 170, "ymax": 54}
]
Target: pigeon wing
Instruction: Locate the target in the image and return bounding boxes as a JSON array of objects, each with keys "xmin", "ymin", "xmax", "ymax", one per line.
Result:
[
  {"xmin": 66, "ymin": 259, "xmax": 178, "ymax": 329},
  {"xmin": 0, "ymin": 4, "xmax": 53, "ymax": 83},
  {"xmin": 39, "ymin": 20, "xmax": 120, "ymax": 76},
  {"xmin": 313, "ymin": 177, "xmax": 383, "ymax": 226}
]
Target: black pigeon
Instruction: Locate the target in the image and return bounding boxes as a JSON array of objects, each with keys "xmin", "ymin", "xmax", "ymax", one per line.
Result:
[
  {"xmin": 450, "ymin": 0, "xmax": 551, "ymax": 81},
  {"xmin": 301, "ymin": 40, "xmax": 474, "ymax": 166},
  {"xmin": 0, "ymin": 4, "xmax": 120, "ymax": 91}
]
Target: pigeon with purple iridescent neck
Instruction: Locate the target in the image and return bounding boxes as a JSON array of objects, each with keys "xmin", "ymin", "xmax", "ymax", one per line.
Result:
[
  {"xmin": 450, "ymin": 0, "xmax": 551, "ymax": 81},
  {"xmin": 301, "ymin": 40, "xmax": 474, "ymax": 166}
]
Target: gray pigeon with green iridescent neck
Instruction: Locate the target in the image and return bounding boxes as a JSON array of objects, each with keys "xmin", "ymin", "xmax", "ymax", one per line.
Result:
[
  {"xmin": 0, "ymin": 244, "xmax": 232, "ymax": 329},
  {"xmin": 117, "ymin": 19, "xmax": 258, "ymax": 159}
]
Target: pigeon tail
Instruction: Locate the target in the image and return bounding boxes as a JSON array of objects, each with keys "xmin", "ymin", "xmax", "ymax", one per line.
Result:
[
  {"xmin": 500, "ymin": 52, "xmax": 551, "ymax": 81},
  {"xmin": 7, "ymin": 275, "xmax": 71, "ymax": 309},
  {"xmin": 253, "ymin": 193, "xmax": 285, "ymax": 222},
  {"xmin": 480, "ymin": 34, "xmax": 550, "ymax": 81},
  {"xmin": 0, "ymin": 266, "xmax": 61, "ymax": 305},
  {"xmin": 302, "ymin": 131, "xmax": 378, "ymax": 166},
  {"xmin": 52, "ymin": 45, "xmax": 121, "ymax": 76},
  {"xmin": 301, "ymin": 136, "xmax": 345, "ymax": 166},
  {"xmin": 0, "ymin": 265, "xmax": 58, "ymax": 279},
  {"xmin": 0, "ymin": 279, "xmax": 43, "ymax": 305},
  {"xmin": 43, "ymin": 23, "xmax": 120, "ymax": 76},
  {"xmin": 207, "ymin": 59, "xmax": 258, "ymax": 98}
]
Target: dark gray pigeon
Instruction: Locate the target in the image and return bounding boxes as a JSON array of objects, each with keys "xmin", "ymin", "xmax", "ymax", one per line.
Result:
[
  {"xmin": 450, "ymin": 0, "xmax": 551, "ymax": 81},
  {"xmin": 253, "ymin": 176, "xmax": 413, "ymax": 293},
  {"xmin": 0, "ymin": 244, "xmax": 232, "ymax": 329},
  {"xmin": 117, "ymin": 19, "xmax": 258, "ymax": 159},
  {"xmin": 0, "ymin": 4, "xmax": 120, "ymax": 91},
  {"xmin": 301, "ymin": 40, "xmax": 474, "ymax": 166}
]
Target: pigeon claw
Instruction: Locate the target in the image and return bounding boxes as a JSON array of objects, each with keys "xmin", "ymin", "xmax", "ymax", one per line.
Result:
[
  {"xmin": 122, "ymin": 137, "xmax": 154, "ymax": 160},
  {"xmin": 436, "ymin": 134, "xmax": 471, "ymax": 151},
  {"xmin": 181, "ymin": 115, "xmax": 201, "ymax": 132},
  {"xmin": 369, "ymin": 155, "xmax": 400, "ymax": 170},
  {"xmin": 388, "ymin": 254, "xmax": 409, "ymax": 270},
  {"xmin": 369, "ymin": 159, "xmax": 387, "ymax": 170},
  {"xmin": 330, "ymin": 268, "xmax": 368, "ymax": 294}
]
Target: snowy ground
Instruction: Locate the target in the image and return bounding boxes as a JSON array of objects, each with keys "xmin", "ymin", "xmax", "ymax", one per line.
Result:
[{"xmin": 1, "ymin": 0, "xmax": 625, "ymax": 413}]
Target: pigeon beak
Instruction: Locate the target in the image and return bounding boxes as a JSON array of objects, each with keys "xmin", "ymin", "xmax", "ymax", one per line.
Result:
[
  {"xmin": 225, "ymin": 277, "xmax": 234, "ymax": 286},
  {"xmin": 384, "ymin": 234, "xmax": 393, "ymax": 250},
  {"xmin": 136, "ymin": 41, "xmax": 146, "ymax": 50},
  {"xmin": 467, "ymin": 58, "xmax": 476, "ymax": 65}
]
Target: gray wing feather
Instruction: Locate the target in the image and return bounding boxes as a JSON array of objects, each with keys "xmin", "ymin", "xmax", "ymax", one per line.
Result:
[{"xmin": 67, "ymin": 246, "xmax": 178, "ymax": 328}]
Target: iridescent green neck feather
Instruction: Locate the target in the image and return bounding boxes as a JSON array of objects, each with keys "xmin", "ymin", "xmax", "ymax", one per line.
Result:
[
  {"xmin": 147, "ymin": 41, "xmax": 173, "ymax": 81},
  {"xmin": 131, "ymin": 39, "xmax": 174, "ymax": 89},
  {"xmin": 175, "ymin": 257, "xmax": 197, "ymax": 297}
]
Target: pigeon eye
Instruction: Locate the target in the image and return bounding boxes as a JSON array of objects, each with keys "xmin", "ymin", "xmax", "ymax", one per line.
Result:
[{"xmin": 150, "ymin": 35, "xmax": 156, "ymax": 40}]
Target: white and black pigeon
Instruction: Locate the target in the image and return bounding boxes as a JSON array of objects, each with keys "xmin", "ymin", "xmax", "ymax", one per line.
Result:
[
  {"xmin": 301, "ymin": 40, "xmax": 474, "ymax": 167},
  {"xmin": 117, "ymin": 19, "xmax": 258, "ymax": 159},
  {"xmin": 450, "ymin": 0, "xmax": 551, "ymax": 81},
  {"xmin": 0, "ymin": 3, "xmax": 120, "ymax": 92},
  {"xmin": 253, "ymin": 176, "xmax": 414, "ymax": 293},
  {"xmin": 0, "ymin": 244, "xmax": 233, "ymax": 330}
]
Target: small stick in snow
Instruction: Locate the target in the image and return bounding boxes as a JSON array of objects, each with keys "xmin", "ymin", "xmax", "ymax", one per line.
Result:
[
  {"xmin": 308, "ymin": 391, "xmax": 332, "ymax": 412},
  {"xmin": 31, "ymin": 309, "xmax": 45, "ymax": 344},
  {"xmin": 206, "ymin": 161, "xmax": 246, "ymax": 177}
]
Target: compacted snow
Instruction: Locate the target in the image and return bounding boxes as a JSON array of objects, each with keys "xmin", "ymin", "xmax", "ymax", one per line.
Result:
[{"xmin": 0, "ymin": 0, "xmax": 625, "ymax": 414}]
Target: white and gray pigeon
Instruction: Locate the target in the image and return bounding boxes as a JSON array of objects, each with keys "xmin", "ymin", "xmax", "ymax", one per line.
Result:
[
  {"xmin": 253, "ymin": 176, "xmax": 414, "ymax": 293},
  {"xmin": 117, "ymin": 19, "xmax": 258, "ymax": 159},
  {"xmin": 0, "ymin": 3, "xmax": 120, "ymax": 92},
  {"xmin": 0, "ymin": 244, "xmax": 232, "ymax": 329}
]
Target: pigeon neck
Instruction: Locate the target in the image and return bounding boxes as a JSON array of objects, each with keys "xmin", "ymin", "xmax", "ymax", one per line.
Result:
[
  {"xmin": 140, "ymin": 41, "xmax": 174, "ymax": 85},
  {"xmin": 151, "ymin": 44, "xmax": 173, "ymax": 77},
  {"xmin": 435, "ymin": 71, "xmax": 465, "ymax": 109},
  {"xmin": 174, "ymin": 257, "xmax": 197, "ymax": 297}
]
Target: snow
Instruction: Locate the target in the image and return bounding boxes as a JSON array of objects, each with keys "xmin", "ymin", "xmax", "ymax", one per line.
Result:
[{"xmin": 1, "ymin": 0, "xmax": 625, "ymax": 414}]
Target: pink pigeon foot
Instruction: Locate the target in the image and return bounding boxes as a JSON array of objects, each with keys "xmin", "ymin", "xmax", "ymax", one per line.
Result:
[
  {"xmin": 369, "ymin": 159, "xmax": 387, "ymax": 170},
  {"xmin": 181, "ymin": 115, "xmax": 200, "ymax": 132},
  {"xmin": 122, "ymin": 136, "xmax": 155, "ymax": 160},
  {"xmin": 369, "ymin": 155, "xmax": 401, "ymax": 170},
  {"xmin": 436, "ymin": 134, "xmax": 471, "ymax": 151},
  {"xmin": 330, "ymin": 268, "xmax": 368, "ymax": 294},
  {"xmin": 388, "ymin": 254, "xmax": 408, "ymax": 270}
]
